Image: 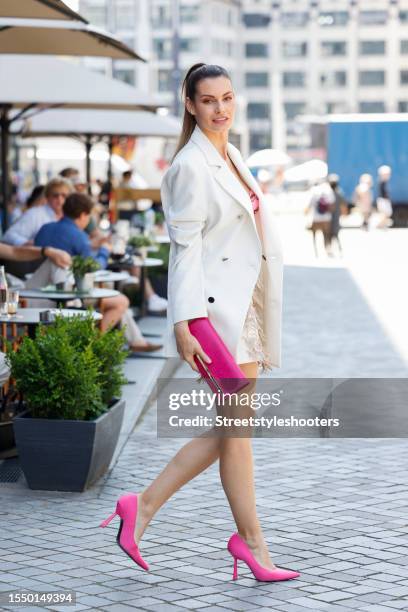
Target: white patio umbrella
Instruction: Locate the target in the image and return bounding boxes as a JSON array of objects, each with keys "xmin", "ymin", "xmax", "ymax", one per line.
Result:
[
  {"xmin": 0, "ymin": 56, "xmax": 164, "ymax": 229},
  {"xmin": 0, "ymin": 18, "xmax": 143, "ymax": 60},
  {"xmin": 14, "ymin": 109, "xmax": 180, "ymax": 139},
  {"xmin": 13, "ymin": 108, "xmax": 181, "ymax": 185},
  {"xmin": 247, "ymin": 148, "xmax": 292, "ymax": 168},
  {"xmin": 0, "ymin": 0, "xmax": 88, "ymax": 22},
  {"xmin": 1, "ymin": 55, "xmax": 158, "ymax": 110},
  {"xmin": 284, "ymin": 160, "xmax": 328, "ymax": 184}
]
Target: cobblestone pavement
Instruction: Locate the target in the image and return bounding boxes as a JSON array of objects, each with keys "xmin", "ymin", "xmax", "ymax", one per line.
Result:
[
  {"xmin": 2, "ymin": 406, "xmax": 408, "ymax": 612},
  {"xmin": 1, "ymin": 222, "xmax": 407, "ymax": 612}
]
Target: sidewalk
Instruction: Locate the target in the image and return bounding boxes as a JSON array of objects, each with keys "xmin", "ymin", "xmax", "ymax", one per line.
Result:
[
  {"xmin": 1, "ymin": 220, "xmax": 408, "ymax": 611},
  {"xmin": 1, "ymin": 396, "xmax": 407, "ymax": 611}
]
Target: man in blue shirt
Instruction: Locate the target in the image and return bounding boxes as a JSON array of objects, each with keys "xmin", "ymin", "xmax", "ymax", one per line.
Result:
[
  {"xmin": 35, "ymin": 192, "xmax": 111, "ymax": 268},
  {"xmin": 34, "ymin": 193, "xmax": 162, "ymax": 352}
]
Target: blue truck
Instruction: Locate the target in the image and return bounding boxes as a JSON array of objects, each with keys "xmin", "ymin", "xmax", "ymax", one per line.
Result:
[{"xmin": 309, "ymin": 114, "xmax": 408, "ymax": 226}]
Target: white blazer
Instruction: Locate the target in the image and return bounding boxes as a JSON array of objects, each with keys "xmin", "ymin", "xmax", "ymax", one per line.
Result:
[{"xmin": 160, "ymin": 124, "xmax": 283, "ymax": 367}]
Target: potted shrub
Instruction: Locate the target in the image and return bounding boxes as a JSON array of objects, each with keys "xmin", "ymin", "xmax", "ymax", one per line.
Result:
[
  {"xmin": 7, "ymin": 313, "xmax": 127, "ymax": 492},
  {"xmin": 70, "ymin": 255, "xmax": 100, "ymax": 292},
  {"xmin": 128, "ymin": 234, "xmax": 154, "ymax": 260}
]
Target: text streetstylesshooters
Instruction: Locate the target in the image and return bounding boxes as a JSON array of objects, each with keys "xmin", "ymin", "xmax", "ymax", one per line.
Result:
[{"xmin": 168, "ymin": 415, "xmax": 340, "ymax": 428}]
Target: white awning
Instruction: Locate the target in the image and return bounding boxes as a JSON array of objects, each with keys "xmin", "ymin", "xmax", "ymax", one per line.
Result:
[{"xmin": 0, "ymin": 55, "xmax": 163, "ymax": 111}]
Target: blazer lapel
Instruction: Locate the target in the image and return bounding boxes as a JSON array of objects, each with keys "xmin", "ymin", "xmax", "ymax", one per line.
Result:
[{"xmin": 190, "ymin": 125, "xmax": 256, "ymax": 226}]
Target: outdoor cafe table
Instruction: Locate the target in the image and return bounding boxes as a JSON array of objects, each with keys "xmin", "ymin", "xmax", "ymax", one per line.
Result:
[
  {"xmin": 0, "ymin": 308, "xmax": 103, "ymax": 346},
  {"xmin": 93, "ymin": 270, "xmax": 131, "ymax": 288},
  {"xmin": 20, "ymin": 287, "xmax": 119, "ymax": 307},
  {"xmin": 106, "ymin": 256, "xmax": 164, "ymax": 318}
]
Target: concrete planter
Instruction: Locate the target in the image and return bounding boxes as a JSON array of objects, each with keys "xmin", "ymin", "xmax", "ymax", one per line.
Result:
[{"xmin": 13, "ymin": 398, "xmax": 125, "ymax": 492}]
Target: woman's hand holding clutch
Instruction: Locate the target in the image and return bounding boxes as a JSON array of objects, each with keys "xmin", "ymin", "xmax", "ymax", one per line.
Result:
[{"xmin": 174, "ymin": 320, "xmax": 212, "ymax": 373}]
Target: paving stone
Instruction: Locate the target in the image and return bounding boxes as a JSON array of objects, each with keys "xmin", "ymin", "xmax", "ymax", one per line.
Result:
[
  {"xmin": 286, "ymin": 595, "xmax": 331, "ymax": 609},
  {"xmin": 309, "ymin": 590, "xmax": 357, "ymax": 603}
]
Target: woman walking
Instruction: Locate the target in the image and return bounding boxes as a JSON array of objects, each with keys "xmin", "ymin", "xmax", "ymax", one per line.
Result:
[{"xmin": 100, "ymin": 64, "xmax": 300, "ymax": 583}]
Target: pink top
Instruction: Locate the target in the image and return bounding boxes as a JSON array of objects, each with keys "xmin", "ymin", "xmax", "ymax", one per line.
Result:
[{"xmin": 249, "ymin": 189, "xmax": 259, "ymax": 214}]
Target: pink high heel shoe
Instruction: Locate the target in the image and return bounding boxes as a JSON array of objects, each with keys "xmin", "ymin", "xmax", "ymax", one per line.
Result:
[
  {"xmin": 227, "ymin": 533, "xmax": 300, "ymax": 581},
  {"xmin": 99, "ymin": 493, "xmax": 149, "ymax": 571}
]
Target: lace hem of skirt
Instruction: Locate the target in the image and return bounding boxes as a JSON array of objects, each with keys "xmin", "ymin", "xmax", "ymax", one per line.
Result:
[{"xmin": 240, "ymin": 267, "xmax": 273, "ymax": 373}]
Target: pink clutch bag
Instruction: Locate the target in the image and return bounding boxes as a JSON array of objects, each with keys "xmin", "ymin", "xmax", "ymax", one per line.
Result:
[{"xmin": 188, "ymin": 317, "xmax": 250, "ymax": 395}]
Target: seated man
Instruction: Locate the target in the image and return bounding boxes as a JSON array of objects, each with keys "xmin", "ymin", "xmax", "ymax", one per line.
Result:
[
  {"xmin": 35, "ymin": 192, "xmax": 111, "ymax": 268},
  {"xmin": 35, "ymin": 193, "xmax": 161, "ymax": 351}
]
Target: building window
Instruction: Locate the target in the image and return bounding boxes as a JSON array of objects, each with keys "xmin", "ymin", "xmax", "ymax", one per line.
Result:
[
  {"xmin": 282, "ymin": 41, "xmax": 308, "ymax": 58},
  {"xmin": 151, "ymin": 4, "xmax": 172, "ymax": 28},
  {"xmin": 401, "ymin": 40, "xmax": 408, "ymax": 54},
  {"xmin": 245, "ymin": 43, "xmax": 268, "ymax": 58},
  {"xmin": 180, "ymin": 5, "xmax": 200, "ymax": 23},
  {"xmin": 320, "ymin": 71, "xmax": 347, "ymax": 88},
  {"xmin": 212, "ymin": 3, "xmax": 231, "ymax": 25},
  {"xmin": 359, "ymin": 101, "xmax": 385, "ymax": 113},
  {"xmin": 398, "ymin": 101, "xmax": 408, "ymax": 112},
  {"xmin": 212, "ymin": 39, "xmax": 233, "ymax": 56},
  {"xmin": 113, "ymin": 68, "xmax": 135, "ymax": 86},
  {"xmin": 242, "ymin": 13, "xmax": 271, "ymax": 27},
  {"xmin": 158, "ymin": 69, "xmax": 172, "ymax": 92},
  {"xmin": 115, "ymin": 1, "xmax": 137, "ymax": 30},
  {"xmin": 326, "ymin": 102, "xmax": 349, "ymax": 113},
  {"xmin": 280, "ymin": 12, "xmax": 309, "ymax": 28},
  {"xmin": 321, "ymin": 41, "xmax": 347, "ymax": 56},
  {"xmin": 245, "ymin": 72, "xmax": 269, "ymax": 88},
  {"xmin": 400, "ymin": 11, "xmax": 408, "ymax": 23},
  {"xmin": 247, "ymin": 103, "xmax": 270, "ymax": 119},
  {"xmin": 360, "ymin": 40, "xmax": 386, "ymax": 55},
  {"xmin": 359, "ymin": 70, "xmax": 385, "ymax": 86},
  {"xmin": 284, "ymin": 102, "xmax": 306, "ymax": 119},
  {"xmin": 359, "ymin": 11, "xmax": 388, "ymax": 26},
  {"xmin": 318, "ymin": 12, "xmax": 349, "ymax": 27},
  {"xmin": 401, "ymin": 70, "xmax": 408, "ymax": 85},
  {"xmin": 153, "ymin": 38, "xmax": 172, "ymax": 60},
  {"xmin": 283, "ymin": 71, "xmax": 306, "ymax": 88},
  {"xmin": 250, "ymin": 132, "xmax": 272, "ymax": 151},
  {"xmin": 180, "ymin": 38, "xmax": 200, "ymax": 53}
]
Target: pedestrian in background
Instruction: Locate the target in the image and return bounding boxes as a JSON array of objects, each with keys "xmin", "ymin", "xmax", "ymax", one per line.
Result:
[
  {"xmin": 305, "ymin": 177, "xmax": 335, "ymax": 256},
  {"xmin": 354, "ymin": 173, "xmax": 373, "ymax": 230},
  {"xmin": 377, "ymin": 165, "xmax": 393, "ymax": 229},
  {"xmin": 328, "ymin": 174, "xmax": 348, "ymax": 256}
]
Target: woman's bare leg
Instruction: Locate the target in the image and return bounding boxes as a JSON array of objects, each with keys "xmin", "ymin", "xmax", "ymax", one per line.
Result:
[
  {"xmin": 99, "ymin": 295, "xmax": 129, "ymax": 331},
  {"xmin": 218, "ymin": 362, "xmax": 276, "ymax": 569},
  {"xmin": 134, "ymin": 433, "xmax": 222, "ymax": 543},
  {"xmin": 135, "ymin": 362, "xmax": 276, "ymax": 570}
]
